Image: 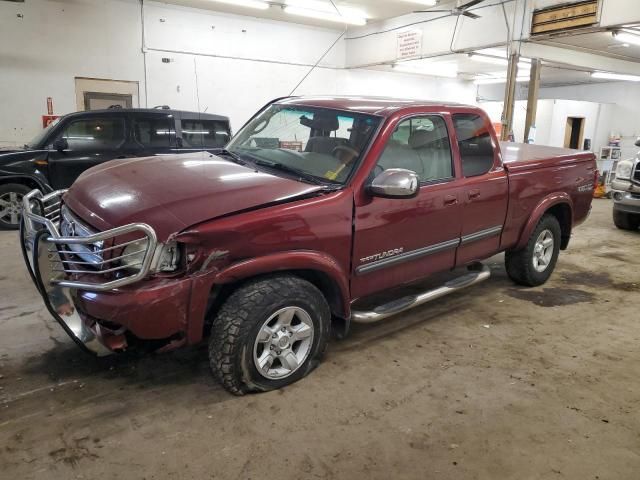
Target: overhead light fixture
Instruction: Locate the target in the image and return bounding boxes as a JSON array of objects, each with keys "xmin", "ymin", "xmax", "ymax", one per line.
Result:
[
  {"xmin": 591, "ymin": 71, "xmax": 640, "ymax": 82},
  {"xmin": 474, "ymin": 76, "xmax": 530, "ymax": 85},
  {"xmin": 284, "ymin": 0, "xmax": 367, "ymax": 25},
  {"xmin": 613, "ymin": 31, "xmax": 640, "ymax": 47},
  {"xmin": 468, "ymin": 54, "xmax": 531, "ymax": 71},
  {"xmin": 401, "ymin": 0, "xmax": 438, "ymax": 6},
  {"xmin": 393, "ymin": 61, "xmax": 458, "ymax": 78},
  {"xmin": 209, "ymin": 0, "xmax": 269, "ymax": 9}
]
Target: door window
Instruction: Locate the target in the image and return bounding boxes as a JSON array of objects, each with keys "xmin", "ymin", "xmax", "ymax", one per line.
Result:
[
  {"xmin": 133, "ymin": 115, "xmax": 176, "ymax": 147},
  {"xmin": 181, "ymin": 119, "xmax": 230, "ymax": 148},
  {"xmin": 376, "ymin": 116, "xmax": 453, "ymax": 182},
  {"xmin": 60, "ymin": 117, "xmax": 125, "ymax": 150},
  {"xmin": 452, "ymin": 114, "xmax": 495, "ymax": 177}
]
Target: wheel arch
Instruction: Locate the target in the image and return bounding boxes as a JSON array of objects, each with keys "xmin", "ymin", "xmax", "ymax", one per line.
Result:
[
  {"xmin": 186, "ymin": 251, "xmax": 351, "ymax": 345},
  {"xmin": 0, "ymin": 174, "xmax": 50, "ymax": 192},
  {"xmin": 516, "ymin": 193, "xmax": 573, "ymax": 251}
]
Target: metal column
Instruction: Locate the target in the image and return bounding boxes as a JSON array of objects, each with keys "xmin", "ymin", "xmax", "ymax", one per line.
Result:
[
  {"xmin": 501, "ymin": 52, "xmax": 520, "ymax": 141},
  {"xmin": 524, "ymin": 59, "xmax": 542, "ymax": 143}
]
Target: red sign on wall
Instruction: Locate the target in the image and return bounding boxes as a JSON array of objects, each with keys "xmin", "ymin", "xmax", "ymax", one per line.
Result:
[{"xmin": 42, "ymin": 115, "xmax": 59, "ymax": 128}]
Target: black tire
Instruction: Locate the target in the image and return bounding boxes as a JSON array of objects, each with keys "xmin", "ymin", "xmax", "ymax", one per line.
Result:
[
  {"xmin": 613, "ymin": 209, "xmax": 640, "ymax": 231},
  {"xmin": 0, "ymin": 183, "xmax": 31, "ymax": 230},
  {"xmin": 209, "ymin": 275, "xmax": 331, "ymax": 395},
  {"xmin": 505, "ymin": 214, "xmax": 561, "ymax": 287}
]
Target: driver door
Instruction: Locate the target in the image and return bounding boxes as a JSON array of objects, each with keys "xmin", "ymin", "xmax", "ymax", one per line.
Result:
[
  {"xmin": 47, "ymin": 114, "xmax": 127, "ymax": 189},
  {"xmin": 351, "ymin": 114, "xmax": 464, "ymax": 299}
]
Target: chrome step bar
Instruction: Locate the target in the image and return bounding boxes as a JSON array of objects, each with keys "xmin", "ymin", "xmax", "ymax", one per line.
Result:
[{"xmin": 351, "ymin": 263, "xmax": 491, "ymax": 324}]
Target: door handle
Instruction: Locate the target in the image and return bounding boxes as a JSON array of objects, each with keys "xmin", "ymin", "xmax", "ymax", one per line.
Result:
[
  {"xmin": 443, "ymin": 195, "xmax": 458, "ymax": 206},
  {"xmin": 468, "ymin": 189, "xmax": 481, "ymax": 200}
]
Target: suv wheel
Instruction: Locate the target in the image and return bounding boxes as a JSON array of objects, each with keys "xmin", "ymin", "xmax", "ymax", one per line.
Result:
[
  {"xmin": 613, "ymin": 209, "xmax": 640, "ymax": 231},
  {"xmin": 209, "ymin": 275, "xmax": 330, "ymax": 395},
  {"xmin": 0, "ymin": 183, "xmax": 31, "ymax": 230},
  {"xmin": 505, "ymin": 214, "xmax": 561, "ymax": 287}
]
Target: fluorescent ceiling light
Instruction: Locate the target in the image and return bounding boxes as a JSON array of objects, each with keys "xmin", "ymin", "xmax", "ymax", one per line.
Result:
[
  {"xmin": 469, "ymin": 54, "xmax": 531, "ymax": 71},
  {"xmin": 209, "ymin": 0, "xmax": 269, "ymax": 9},
  {"xmin": 284, "ymin": 0, "xmax": 367, "ymax": 25},
  {"xmin": 393, "ymin": 61, "xmax": 458, "ymax": 78},
  {"xmin": 402, "ymin": 0, "xmax": 438, "ymax": 6},
  {"xmin": 474, "ymin": 76, "xmax": 529, "ymax": 85},
  {"xmin": 591, "ymin": 71, "xmax": 640, "ymax": 82},
  {"xmin": 613, "ymin": 31, "xmax": 640, "ymax": 47}
]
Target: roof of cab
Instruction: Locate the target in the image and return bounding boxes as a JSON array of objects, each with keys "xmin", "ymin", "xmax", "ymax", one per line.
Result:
[{"xmin": 275, "ymin": 96, "xmax": 478, "ymax": 118}]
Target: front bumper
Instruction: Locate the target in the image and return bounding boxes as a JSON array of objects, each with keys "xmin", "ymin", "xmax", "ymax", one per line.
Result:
[
  {"xmin": 612, "ymin": 189, "xmax": 640, "ymax": 214},
  {"xmin": 19, "ymin": 189, "xmax": 188, "ymax": 356}
]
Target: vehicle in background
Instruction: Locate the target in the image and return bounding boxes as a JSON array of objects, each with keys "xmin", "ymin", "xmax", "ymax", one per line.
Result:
[
  {"xmin": 0, "ymin": 108, "xmax": 231, "ymax": 229},
  {"xmin": 611, "ymin": 140, "xmax": 640, "ymax": 231},
  {"xmin": 20, "ymin": 96, "xmax": 597, "ymax": 395}
]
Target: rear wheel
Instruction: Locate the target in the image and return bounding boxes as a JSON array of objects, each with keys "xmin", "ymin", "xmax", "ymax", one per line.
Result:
[
  {"xmin": 613, "ymin": 209, "xmax": 640, "ymax": 231},
  {"xmin": 505, "ymin": 214, "xmax": 561, "ymax": 287},
  {"xmin": 209, "ymin": 275, "xmax": 330, "ymax": 395},
  {"xmin": 0, "ymin": 183, "xmax": 30, "ymax": 230}
]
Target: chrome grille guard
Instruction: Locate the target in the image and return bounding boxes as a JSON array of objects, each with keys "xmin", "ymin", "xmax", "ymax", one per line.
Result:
[{"xmin": 22, "ymin": 189, "xmax": 158, "ymax": 291}]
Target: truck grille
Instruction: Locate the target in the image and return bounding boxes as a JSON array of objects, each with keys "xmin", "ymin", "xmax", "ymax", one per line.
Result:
[
  {"xmin": 22, "ymin": 189, "xmax": 158, "ymax": 291},
  {"xmin": 634, "ymin": 163, "xmax": 640, "ymax": 183}
]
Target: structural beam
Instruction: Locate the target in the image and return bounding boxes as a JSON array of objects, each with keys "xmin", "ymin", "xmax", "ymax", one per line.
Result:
[
  {"xmin": 501, "ymin": 52, "xmax": 520, "ymax": 141},
  {"xmin": 524, "ymin": 58, "xmax": 541, "ymax": 144}
]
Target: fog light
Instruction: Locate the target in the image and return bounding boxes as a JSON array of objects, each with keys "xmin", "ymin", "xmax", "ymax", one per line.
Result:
[{"xmin": 614, "ymin": 192, "xmax": 623, "ymax": 201}]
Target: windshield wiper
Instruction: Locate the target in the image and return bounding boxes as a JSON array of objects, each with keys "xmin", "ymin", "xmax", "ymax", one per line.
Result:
[
  {"xmin": 251, "ymin": 159, "xmax": 327, "ymax": 186},
  {"xmin": 212, "ymin": 148, "xmax": 247, "ymax": 165}
]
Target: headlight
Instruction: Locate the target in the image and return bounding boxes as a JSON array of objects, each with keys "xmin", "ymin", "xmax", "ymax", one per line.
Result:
[
  {"xmin": 616, "ymin": 160, "xmax": 634, "ymax": 180},
  {"xmin": 120, "ymin": 238, "xmax": 149, "ymax": 271}
]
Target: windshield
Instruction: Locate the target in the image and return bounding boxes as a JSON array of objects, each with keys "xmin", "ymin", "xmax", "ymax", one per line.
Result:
[
  {"xmin": 25, "ymin": 118, "xmax": 61, "ymax": 149},
  {"xmin": 227, "ymin": 105, "xmax": 381, "ymax": 184}
]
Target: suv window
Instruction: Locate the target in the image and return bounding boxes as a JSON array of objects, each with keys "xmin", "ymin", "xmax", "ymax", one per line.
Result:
[
  {"xmin": 181, "ymin": 119, "xmax": 230, "ymax": 148},
  {"xmin": 133, "ymin": 114, "xmax": 176, "ymax": 147},
  {"xmin": 452, "ymin": 114, "xmax": 495, "ymax": 177},
  {"xmin": 376, "ymin": 116, "xmax": 453, "ymax": 182},
  {"xmin": 60, "ymin": 117, "xmax": 126, "ymax": 150}
]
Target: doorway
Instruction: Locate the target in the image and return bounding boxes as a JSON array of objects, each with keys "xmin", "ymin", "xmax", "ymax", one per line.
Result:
[
  {"xmin": 75, "ymin": 77, "xmax": 139, "ymax": 111},
  {"xmin": 564, "ymin": 117, "xmax": 585, "ymax": 149}
]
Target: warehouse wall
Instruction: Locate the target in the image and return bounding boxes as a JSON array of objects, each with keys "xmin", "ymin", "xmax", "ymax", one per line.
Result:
[{"xmin": 0, "ymin": 0, "xmax": 475, "ymax": 147}]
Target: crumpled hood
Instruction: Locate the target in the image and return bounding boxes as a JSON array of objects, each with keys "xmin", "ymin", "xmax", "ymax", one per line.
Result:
[{"xmin": 63, "ymin": 152, "xmax": 324, "ymax": 241}]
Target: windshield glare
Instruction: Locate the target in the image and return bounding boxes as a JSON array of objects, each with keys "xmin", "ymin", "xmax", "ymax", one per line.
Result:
[
  {"xmin": 227, "ymin": 105, "xmax": 381, "ymax": 184},
  {"xmin": 25, "ymin": 118, "xmax": 61, "ymax": 149}
]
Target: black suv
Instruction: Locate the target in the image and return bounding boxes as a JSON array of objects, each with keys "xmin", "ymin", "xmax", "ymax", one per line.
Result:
[{"xmin": 0, "ymin": 108, "xmax": 231, "ymax": 229}]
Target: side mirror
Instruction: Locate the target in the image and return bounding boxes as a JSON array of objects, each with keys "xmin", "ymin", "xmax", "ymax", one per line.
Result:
[
  {"xmin": 53, "ymin": 138, "xmax": 69, "ymax": 152},
  {"xmin": 369, "ymin": 168, "xmax": 420, "ymax": 199},
  {"xmin": 635, "ymin": 137, "xmax": 640, "ymax": 148}
]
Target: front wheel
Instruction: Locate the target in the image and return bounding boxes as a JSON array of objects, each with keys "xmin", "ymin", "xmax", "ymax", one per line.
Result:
[
  {"xmin": 0, "ymin": 183, "xmax": 31, "ymax": 230},
  {"xmin": 209, "ymin": 275, "xmax": 330, "ymax": 395},
  {"xmin": 613, "ymin": 209, "xmax": 640, "ymax": 231},
  {"xmin": 505, "ymin": 214, "xmax": 561, "ymax": 287}
]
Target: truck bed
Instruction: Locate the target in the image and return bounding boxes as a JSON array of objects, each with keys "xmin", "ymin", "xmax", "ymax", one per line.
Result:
[{"xmin": 500, "ymin": 142, "xmax": 595, "ymax": 172}]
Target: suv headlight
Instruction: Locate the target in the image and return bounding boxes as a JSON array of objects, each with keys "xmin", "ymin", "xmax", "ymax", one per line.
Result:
[
  {"xmin": 616, "ymin": 160, "xmax": 634, "ymax": 180},
  {"xmin": 119, "ymin": 240, "xmax": 180, "ymax": 273}
]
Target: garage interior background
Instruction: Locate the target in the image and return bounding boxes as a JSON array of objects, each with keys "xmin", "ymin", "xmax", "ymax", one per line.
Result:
[{"xmin": 2, "ymin": 0, "xmax": 640, "ymax": 159}]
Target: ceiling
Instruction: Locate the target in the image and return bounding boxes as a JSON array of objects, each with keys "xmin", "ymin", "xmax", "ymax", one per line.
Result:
[{"xmin": 162, "ymin": 0, "xmax": 454, "ymax": 29}]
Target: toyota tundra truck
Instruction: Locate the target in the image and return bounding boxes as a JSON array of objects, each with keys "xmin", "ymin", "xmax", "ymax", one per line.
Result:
[{"xmin": 20, "ymin": 96, "xmax": 597, "ymax": 395}]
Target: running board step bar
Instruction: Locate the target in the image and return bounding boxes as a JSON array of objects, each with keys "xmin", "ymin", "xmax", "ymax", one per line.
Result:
[{"xmin": 351, "ymin": 263, "xmax": 491, "ymax": 324}]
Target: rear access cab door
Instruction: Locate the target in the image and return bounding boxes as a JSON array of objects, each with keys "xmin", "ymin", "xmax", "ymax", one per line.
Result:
[{"xmin": 351, "ymin": 108, "xmax": 508, "ymax": 300}]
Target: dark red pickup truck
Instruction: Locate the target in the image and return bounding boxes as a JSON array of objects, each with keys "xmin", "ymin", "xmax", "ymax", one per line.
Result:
[{"xmin": 20, "ymin": 97, "xmax": 597, "ymax": 394}]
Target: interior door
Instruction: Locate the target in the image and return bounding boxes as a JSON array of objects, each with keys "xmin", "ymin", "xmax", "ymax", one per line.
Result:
[
  {"xmin": 352, "ymin": 114, "xmax": 463, "ymax": 300},
  {"xmin": 48, "ymin": 114, "xmax": 126, "ymax": 188},
  {"xmin": 47, "ymin": 115, "xmax": 127, "ymax": 189},
  {"xmin": 451, "ymin": 113, "xmax": 509, "ymax": 266}
]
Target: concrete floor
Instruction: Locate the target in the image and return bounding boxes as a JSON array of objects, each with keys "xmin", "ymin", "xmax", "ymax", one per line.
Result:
[{"xmin": 1, "ymin": 198, "xmax": 639, "ymax": 479}]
